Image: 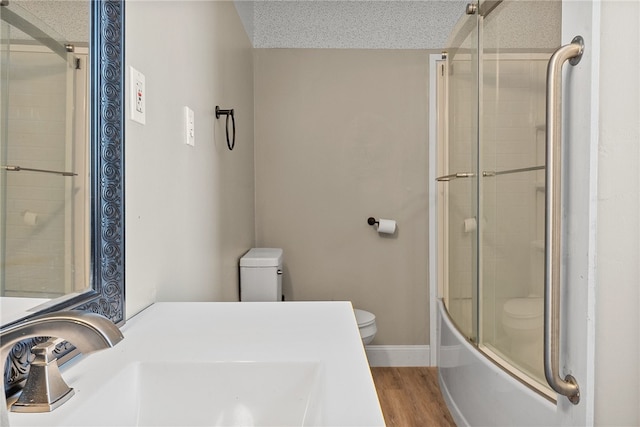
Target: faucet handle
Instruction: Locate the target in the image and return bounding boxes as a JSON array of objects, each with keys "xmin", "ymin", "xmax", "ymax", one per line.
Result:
[{"xmin": 11, "ymin": 339, "xmax": 75, "ymax": 413}]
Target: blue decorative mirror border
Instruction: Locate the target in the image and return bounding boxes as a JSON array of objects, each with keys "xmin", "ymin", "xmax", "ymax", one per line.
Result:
[{"xmin": 3, "ymin": 0, "xmax": 125, "ymax": 394}]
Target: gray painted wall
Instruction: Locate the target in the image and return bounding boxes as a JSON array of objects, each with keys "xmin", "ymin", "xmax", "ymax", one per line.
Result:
[
  {"xmin": 254, "ymin": 48, "xmax": 431, "ymax": 345},
  {"xmin": 125, "ymin": 1, "xmax": 255, "ymax": 316}
]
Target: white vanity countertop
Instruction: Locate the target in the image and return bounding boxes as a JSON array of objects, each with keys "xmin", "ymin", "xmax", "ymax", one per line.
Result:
[{"xmin": 8, "ymin": 301, "xmax": 385, "ymax": 426}]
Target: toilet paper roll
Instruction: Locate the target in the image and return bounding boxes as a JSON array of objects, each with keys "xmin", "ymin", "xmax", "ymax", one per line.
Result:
[
  {"xmin": 23, "ymin": 211, "xmax": 38, "ymax": 226},
  {"xmin": 377, "ymin": 219, "xmax": 396, "ymax": 235}
]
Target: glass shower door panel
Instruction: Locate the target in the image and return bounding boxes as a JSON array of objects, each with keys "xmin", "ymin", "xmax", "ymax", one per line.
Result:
[
  {"xmin": 443, "ymin": 14, "xmax": 479, "ymax": 342},
  {"xmin": 478, "ymin": 0, "xmax": 561, "ymax": 389},
  {"xmin": 0, "ymin": 12, "xmax": 8, "ymax": 295},
  {"xmin": 1, "ymin": 8, "xmax": 74, "ymax": 298}
]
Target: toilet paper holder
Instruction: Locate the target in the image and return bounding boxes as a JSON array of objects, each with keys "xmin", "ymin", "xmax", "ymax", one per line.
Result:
[{"xmin": 367, "ymin": 217, "xmax": 379, "ymax": 226}]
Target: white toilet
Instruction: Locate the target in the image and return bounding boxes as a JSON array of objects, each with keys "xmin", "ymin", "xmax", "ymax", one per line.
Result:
[
  {"xmin": 501, "ymin": 241, "xmax": 544, "ymax": 371},
  {"xmin": 354, "ymin": 308, "xmax": 377, "ymax": 345},
  {"xmin": 239, "ymin": 248, "xmax": 283, "ymax": 302},
  {"xmin": 501, "ymin": 296, "xmax": 543, "ymax": 370},
  {"xmin": 239, "ymin": 248, "xmax": 377, "ymax": 345}
]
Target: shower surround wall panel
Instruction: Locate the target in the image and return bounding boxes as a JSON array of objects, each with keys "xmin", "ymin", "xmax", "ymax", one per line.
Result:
[{"xmin": 254, "ymin": 49, "xmax": 431, "ymax": 346}]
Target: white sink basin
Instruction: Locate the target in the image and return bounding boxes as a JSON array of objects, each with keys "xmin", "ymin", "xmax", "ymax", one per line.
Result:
[
  {"xmin": 58, "ymin": 361, "xmax": 324, "ymax": 427},
  {"xmin": 8, "ymin": 303, "xmax": 384, "ymax": 427}
]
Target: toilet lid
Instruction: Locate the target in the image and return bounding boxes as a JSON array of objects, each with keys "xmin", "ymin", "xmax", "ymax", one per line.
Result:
[
  {"xmin": 503, "ymin": 298, "xmax": 543, "ymax": 319},
  {"xmin": 354, "ymin": 309, "xmax": 376, "ymax": 327}
]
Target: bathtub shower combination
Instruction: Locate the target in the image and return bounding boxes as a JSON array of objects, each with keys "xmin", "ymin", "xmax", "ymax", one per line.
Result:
[
  {"xmin": 441, "ymin": 35, "xmax": 552, "ymax": 397},
  {"xmin": 432, "ymin": 1, "xmax": 597, "ymax": 425}
]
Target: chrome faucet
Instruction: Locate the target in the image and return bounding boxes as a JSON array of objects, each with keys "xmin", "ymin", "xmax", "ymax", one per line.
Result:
[{"xmin": 1, "ymin": 311, "xmax": 124, "ymax": 421}]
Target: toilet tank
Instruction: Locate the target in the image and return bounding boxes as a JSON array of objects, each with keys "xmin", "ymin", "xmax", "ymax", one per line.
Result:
[{"xmin": 239, "ymin": 248, "xmax": 283, "ymax": 301}]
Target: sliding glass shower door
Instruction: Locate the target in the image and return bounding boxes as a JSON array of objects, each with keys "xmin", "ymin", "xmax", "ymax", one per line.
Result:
[
  {"xmin": 440, "ymin": 9, "xmax": 479, "ymax": 344},
  {"xmin": 478, "ymin": 0, "xmax": 561, "ymax": 392},
  {"xmin": 441, "ymin": 0, "xmax": 562, "ymax": 396},
  {"xmin": 438, "ymin": 0, "xmax": 597, "ymax": 421}
]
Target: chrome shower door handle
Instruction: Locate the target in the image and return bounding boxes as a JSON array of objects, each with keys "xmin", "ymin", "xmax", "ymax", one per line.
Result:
[{"xmin": 544, "ymin": 35, "xmax": 584, "ymax": 405}]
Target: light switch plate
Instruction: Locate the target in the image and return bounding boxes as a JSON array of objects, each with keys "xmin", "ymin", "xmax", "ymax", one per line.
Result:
[
  {"xmin": 130, "ymin": 67, "xmax": 146, "ymax": 124},
  {"xmin": 184, "ymin": 106, "xmax": 195, "ymax": 146}
]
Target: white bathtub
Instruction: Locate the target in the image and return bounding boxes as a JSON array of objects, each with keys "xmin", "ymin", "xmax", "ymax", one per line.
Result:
[{"xmin": 437, "ymin": 300, "xmax": 558, "ymax": 426}]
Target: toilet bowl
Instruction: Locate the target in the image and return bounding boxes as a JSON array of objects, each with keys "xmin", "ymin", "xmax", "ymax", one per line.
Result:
[
  {"xmin": 501, "ymin": 296, "xmax": 543, "ymax": 371},
  {"xmin": 354, "ymin": 309, "xmax": 377, "ymax": 345}
]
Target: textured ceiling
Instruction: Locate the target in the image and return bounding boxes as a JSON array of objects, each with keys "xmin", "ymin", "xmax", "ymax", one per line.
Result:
[
  {"xmin": 7, "ymin": 1, "xmax": 466, "ymax": 50},
  {"xmin": 235, "ymin": 1, "xmax": 467, "ymax": 49},
  {"xmin": 6, "ymin": 0, "xmax": 559, "ymax": 52},
  {"xmin": 10, "ymin": 0, "xmax": 89, "ymax": 45}
]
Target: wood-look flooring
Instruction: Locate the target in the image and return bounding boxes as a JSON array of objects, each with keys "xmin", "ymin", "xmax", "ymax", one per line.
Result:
[{"xmin": 371, "ymin": 367, "xmax": 456, "ymax": 427}]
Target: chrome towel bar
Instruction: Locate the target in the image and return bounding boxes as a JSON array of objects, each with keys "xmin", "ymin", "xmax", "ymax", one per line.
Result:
[
  {"xmin": 483, "ymin": 165, "xmax": 545, "ymax": 177},
  {"xmin": 435, "ymin": 172, "xmax": 475, "ymax": 182},
  {"xmin": 2, "ymin": 165, "xmax": 77, "ymax": 177},
  {"xmin": 436, "ymin": 165, "xmax": 545, "ymax": 182}
]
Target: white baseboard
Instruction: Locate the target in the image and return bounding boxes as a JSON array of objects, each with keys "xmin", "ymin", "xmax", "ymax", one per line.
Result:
[{"xmin": 364, "ymin": 345, "xmax": 431, "ymax": 367}]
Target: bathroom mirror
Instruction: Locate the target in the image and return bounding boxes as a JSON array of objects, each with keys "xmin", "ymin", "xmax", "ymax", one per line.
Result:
[{"xmin": 2, "ymin": 0, "xmax": 124, "ymax": 391}]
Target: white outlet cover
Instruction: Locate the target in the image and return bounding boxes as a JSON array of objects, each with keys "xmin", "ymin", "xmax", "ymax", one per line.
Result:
[{"xmin": 130, "ymin": 67, "xmax": 146, "ymax": 124}]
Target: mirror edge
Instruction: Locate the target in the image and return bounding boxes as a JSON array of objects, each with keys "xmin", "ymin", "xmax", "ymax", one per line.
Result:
[{"xmin": 3, "ymin": 0, "xmax": 125, "ymax": 393}]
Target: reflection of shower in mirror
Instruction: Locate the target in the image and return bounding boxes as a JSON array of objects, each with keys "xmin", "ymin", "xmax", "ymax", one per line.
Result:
[{"xmin": 1, "ymin": 1, "xmax": 90, "ymax": 300}]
